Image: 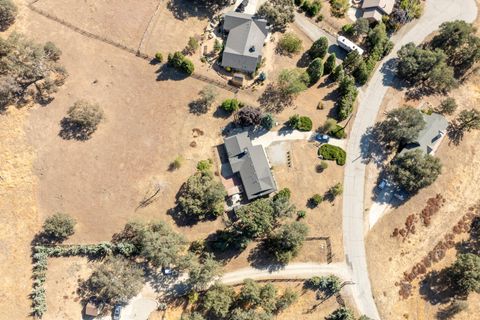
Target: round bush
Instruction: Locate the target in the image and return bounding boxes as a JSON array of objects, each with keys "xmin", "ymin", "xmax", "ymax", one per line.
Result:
[
  {"xmin": 296, "ymin": 116, "xmax": 313, "ymax": 131},
  {"xmin": 318, "ymin": 144, "xmax": 346, "ymax": 165},
  {"xmin": 221, "ymin": 98, "xmax": 242, "ymax": 112}
]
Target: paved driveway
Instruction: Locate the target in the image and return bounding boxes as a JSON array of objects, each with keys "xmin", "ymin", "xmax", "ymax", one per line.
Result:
[{"xmin": 342, "ymin": 0, "xmax": 477, "ymax": 319}]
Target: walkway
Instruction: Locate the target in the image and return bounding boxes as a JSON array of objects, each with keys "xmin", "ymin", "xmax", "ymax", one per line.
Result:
[
  {"xmin": 342, "ymin": 0, "xmax": 477, "ymax": 319},
  {"xmin": 251, "ymin": 130, "xmax": 346, "ymax": 149}
]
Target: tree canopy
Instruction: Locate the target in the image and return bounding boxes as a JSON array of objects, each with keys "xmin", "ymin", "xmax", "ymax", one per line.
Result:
[
  {"xmin": 309, "ymin": 37, "xmax": 329, "ymax": 59},
  {"xmin": 277, "ymin": 32, "xmax": 303, "ymax": 55},
  {"xmin": 258, "ymin": 0, "xmax": 294, "ymax": 32},
  {"xmin": 235, "ymin": 106, "xmax": 263, "ymax": 127},
  {"xmin": 235, "ymin": 198, "xmax": 276, "ymax": 239},
  {"xmin": 266, "ymin": 221, "xmax": 308, "ymax": 264},
  {"xmin": 202, "ymin": 283, "xmax": 235, "ymax": 318},
  {"xmin": 430, "ymin": 20, "xmax": 480, "ymax": 75},
  {"xmin": 378, "ymin": 107, "xmax": 426, "ymax": 146},
  {"xmin": 177, "ymin": 170, "xmax": 226, "ymax": 219},
  {"xmin": 277, "ymin": 69, "xmax": 309, "ymax": 96},
  {"xmin": 188, "ymin": 253, "xmax": 223, "ymax": 291},
  {"xmin": 84, "ymin": 256, "xmax": 144, "ymax": 305},
  {"xmin": 448, "ymin": 253, "xmax": 480, "ymax": 294},
  {"xmin": 307, "ymin": 58, "xmax": 324, "ymax": 84},
  {"xmin": 0, "ymin": 33, "xmax": 67, "ymax": 111},
  {"xmin": 387, "ymin": 150, "xmax": 442, "ymax": 193},
  {"xmin": 325, "ymin": 307, "xmax": 355, "ymax": 320},
  {"xmin": 115, "ymin": 220, "xmax": 187, "ymax": 268}
]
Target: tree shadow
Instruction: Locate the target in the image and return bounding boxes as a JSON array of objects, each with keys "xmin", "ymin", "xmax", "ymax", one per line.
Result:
[
  {"xmin": 359, "ymin": 125, "xmax": 393, "ymax": 166},
  {"xmin": 455, "ymin": 216, "xmax": 480, "ymax": 255},
  {"xmin": 59, "ymin": 118, "xmax": 94, "ymax": 141},
  {"xmin": 419, "ymin": 269, "xmax": 458, "ymax": 305},
  {"xmin": 436, "ymin": 300, "xmax": 469, "ymax": 320},
  {"xmin": 213, "ymin": 106, "xmax": 232, "ymax": 119},
  {"xmin": 258, "ymin": 84, "xmax": 293, "ymax": 113},
  {"xmin": 155, "ymin": 64, "xmax": 189, "ymax": 81},
  {"xmin": 167, "ymin": 0, "xmax": 221, "ymax": 20},
  {"xmin": 247, "ymin": 241, "xmax": 285, "ymax": 272},
  {"xmin": 446, "ymin": 122, "xmax": 465, "ymax": 146},
  {"xmin": 380, "ymin": 57, "xmax": 402, "ymax": 89},
  {"xmin": 296, "ymin": 51, "xmax": 312, "ymax": 68}
]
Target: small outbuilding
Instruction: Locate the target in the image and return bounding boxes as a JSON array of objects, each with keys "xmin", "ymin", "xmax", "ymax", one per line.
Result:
[
  {"xmin": 362, "ymin": 0, "xmax": 395, "ymax": 22},
  {"xmin": 399, "ymin": 113, "xmax": 449, "ymax": 156},
  {"xmin": 84, "ymin": 302, "xmax": 100, "ymax": 317}
]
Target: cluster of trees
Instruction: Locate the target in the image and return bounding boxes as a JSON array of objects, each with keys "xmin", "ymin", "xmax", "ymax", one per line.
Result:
[
  {"xmin": 0, "ymin": 33, "xmax": 67, "ymax": 111},
  {"xmin": 176, "ymin": 165, "xmax": 227, "ymax": 220},
  {"xmin": 337, "ymin": 75, "xmax": 358, "ymax": 120},
  {"xmin": 329, "ymin": 0, "xmax": 349, "ymax": 18},
  {"xmin": 397, "ymin": 21, "xmax": 480, "ymax": 93},
  {"xmin": 295, "ymin": 0, "xmax": 322, "ymax": 18},
  {"xmin": 287, "ymin": 114, "xmax": 313, "ymax": 131},
  {"xmin": 183, "ymin": 279, "xmax": 298, "ymax": 320},
  {"xmin": 212, "ymin": 189, "xmax": 309, "ymax": 264},
  {"xmin": 448, "ymin": 108, "xmax": 480, "ymax": 143},
  {"xmin": 387, "ymin": 0, "xmax": 423, "ymax": 31},
  {"xmin": 375, "ymin": 106, "xmax": 443, "ymax": 193},
  {"xmin": 305, "ymin": 275, "xmax": 342, "ymax": 296},
  {"xmin": 168, "ymin": 51, "xmax": 195, "ymax": 75},
  {"xmin": 258, "ymin": 0, "xmax": 294, "ymax": 32}
]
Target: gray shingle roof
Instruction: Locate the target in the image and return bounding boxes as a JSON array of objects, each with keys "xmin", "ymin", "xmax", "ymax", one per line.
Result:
[
  {"xmin": 399, "ymin": 113, "xmax": 449, "ymax": 156},
  {"xmin": 222, "ymin": 13, "xmax": 268, "ymax": 73},
  {"xmin": 224, "ymin": 132, "xmax": 277, "ymax": 200}
]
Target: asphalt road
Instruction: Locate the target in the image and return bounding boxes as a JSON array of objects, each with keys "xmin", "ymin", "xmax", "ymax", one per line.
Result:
[{"xmin": 342, "ymin": 1, "xmax": 478, "ymax": 319}]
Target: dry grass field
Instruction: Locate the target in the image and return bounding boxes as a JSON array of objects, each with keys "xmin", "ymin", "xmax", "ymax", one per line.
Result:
[
  {"xmin": 0, "ymin": 1, "xmax": 347, "ymax": 319},
  {"xmin": 365, "ymin": 61, "xmax": 480, "ymax": 320}
]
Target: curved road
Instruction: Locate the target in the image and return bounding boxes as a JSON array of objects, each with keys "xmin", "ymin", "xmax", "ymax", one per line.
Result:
[{"xmin": 342, "ymin": 0, "xmax": 478, "ymax": 319}]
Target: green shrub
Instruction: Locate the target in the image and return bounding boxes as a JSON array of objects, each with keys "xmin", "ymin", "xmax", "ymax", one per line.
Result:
[
  {"xmin": 329, "ymin": 124, "xmax": 346, "ymax": 139},
  {"xmin": 310, "ymin": 194, "xmax": 323, "ymax": 206},
  {"xmin": 289, "ymin": 115, "xmax": 313, "ymax": 131},
  {"xmin": 197, "ymin": 159, "xmax": 213, "ymax": 171},
  {"xmin": 168, "ymin": 51, "xmax": 194, "ymax": 75},
  {"xmin": 169, "ymin": 156, "xmax": 183, "ymax": 171},
  {"xmin": 221, "ymin": 98, "xmax": 242, "ymax": 112},
  {"xmin": 307, "ymin": 58, "xmax": 324, "ymax": 84},
  {"xmin": 324, "ymin": 54, "xmax": 336, "ymax": 75},
  {"xmin": 297, "ymin": 210, "xmax": 307, "ymax": 219},
  {"xmin": 278, "ymin": 32, "xmax": 303, "ymax": 55},
  {"xmin": 43, "ymin": 213, "xmax": 76, "ymax": 241},
  {"xmin": 261, "ymin": 113, "xmax": 275, "ymax": 131},
  {"xmin": 155, "ymin": 52, "xmax": 163, "ymax": 63},
  {"xmin": 316, "ymin": 160, "xmax": 329, "ymax": 172},
  {"xmin": 302, "ymin": 0, "xmax": 321, "ymax": 16},
  {"xmin": 342, "ymin": 24, "xmax": 354, "ymax": 36},
  {"xmin": 318, "ymin": 144, "xmax": 346, "ymax": 165},
  {"xmin": 309, "ymin": 37, "xmax": 328, "ymax": 59}
]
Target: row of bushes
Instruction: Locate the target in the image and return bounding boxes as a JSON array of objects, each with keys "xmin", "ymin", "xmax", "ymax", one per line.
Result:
[
  {"xmin": 295, "ymin": 0, "xmax": 322, "ymax": 17},
  {"xmin": 318, "ymin": 144, "xmax": 346, "ymax": 165},
  {"xmin": 30, "ymin": 242, "xmax": 137, "ymax": 317},
  {"xmin": 288, "ymin": 114, "xmax": 313, "ymax": 131},
  {"xmin": 167, "ymin": 51, "xmax": 195, "ymax": 75},
  {"xmin": 337, "ymin": 76, "xmax": 358, "ymax": 121}
]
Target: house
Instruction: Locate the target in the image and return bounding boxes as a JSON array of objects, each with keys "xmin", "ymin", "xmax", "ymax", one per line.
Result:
[
  {"xmin": 362, "ymin": 0, "xmax": 395, "ymax": 22},
  {"xmin": 337, "ymin": 36, "xmax": 364, "ymax": 55},
  {"xmin": 223, "ymin": 132, "xmax": 277, "ymax": 200},
  {"xmin": 399, "ymin": 113, "xmax": 449, "ymax": 156},
  {"xmin": 222, "ymin": 12, "xmax": 269, "ymax": 74}
]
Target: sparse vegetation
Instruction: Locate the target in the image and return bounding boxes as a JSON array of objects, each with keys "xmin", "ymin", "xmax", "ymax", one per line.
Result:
[
  {"xmin": 437, "ymin": 97, "xmax": 458, "ymax": 115},
  {"xmin": 277, "ymin": 68, "xmax": 310, "ymax": 96},
  {"xmin": 0, "ymin": 0, "xmax": 17, "ymax": 31},
  {"xmin": 329, "ymin": 0, "xmax": 349, "ymax": 18},
  {"xmin": 42, "ymin": 213, "xmax": 76, "ymax": 242},
  {"xmin": 277, "ymin": 32, "xmax": 303, "ymax": 55}
]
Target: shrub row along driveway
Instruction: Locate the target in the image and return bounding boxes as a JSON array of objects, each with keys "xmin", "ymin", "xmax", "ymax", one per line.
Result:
[{"xmin": 342, "ymin": 0, "xmax": 477, "ymax": 319}]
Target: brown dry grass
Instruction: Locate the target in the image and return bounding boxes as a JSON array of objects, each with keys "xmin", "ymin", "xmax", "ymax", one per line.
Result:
[
  {"xmin": 0, "ymin": 1, "xmax": 346, "ymax": 319},
  {"xmin": 366, "ymin": 60, "xmax": 480, "ymax": 320}
]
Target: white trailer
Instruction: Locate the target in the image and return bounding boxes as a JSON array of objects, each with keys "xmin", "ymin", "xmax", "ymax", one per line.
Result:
[{"xmin": 337, "ymin": 36, "xmax": 364, "ymax": 55}]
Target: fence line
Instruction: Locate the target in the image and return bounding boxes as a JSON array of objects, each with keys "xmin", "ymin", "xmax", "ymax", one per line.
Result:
[{"xmin": 28, "ymin": 2, "xmax": 240, "ymax": 93}]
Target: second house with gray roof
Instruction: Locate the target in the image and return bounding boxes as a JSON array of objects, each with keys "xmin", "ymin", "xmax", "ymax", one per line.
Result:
[{"xmin": 221, "ymin": 12, "xmax": 269, "ymax": 74}]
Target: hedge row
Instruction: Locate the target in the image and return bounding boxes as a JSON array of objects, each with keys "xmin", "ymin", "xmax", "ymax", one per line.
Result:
[{"xmin": 318, "ymin": 144, "xmax": 346, "ymax": 165}]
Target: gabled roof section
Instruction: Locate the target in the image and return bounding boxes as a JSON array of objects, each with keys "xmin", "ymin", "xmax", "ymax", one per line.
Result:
[
  {"xmin": 399, "ymin": 113, "xmax": 449, "ymax": 156},
  {"xmin": 362, "ymin": 0, "xmax": 395, "ymax": 15},
  {"xmin": 223, "ymin": 132, "xmax": 277, "ymax": 200}
]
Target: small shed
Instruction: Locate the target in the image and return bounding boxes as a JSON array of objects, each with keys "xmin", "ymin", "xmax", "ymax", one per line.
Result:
[
  {"xmin": 231, "ymin": 73, "xmax": 244, "ymax": 87},
  {"xmin": 85, "ymin": 302, "xmax": 100, "ymax": 317}
]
